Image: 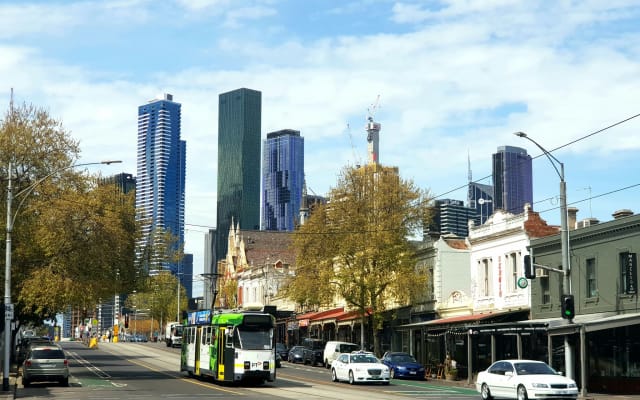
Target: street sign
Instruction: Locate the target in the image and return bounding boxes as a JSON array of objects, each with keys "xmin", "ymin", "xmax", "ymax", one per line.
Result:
[
  {"xmin": 517, "ymin": 277, "xmax": 528, "ymax": 289},
  {"xmin": 4, "ymin": 304, "xmax": 13, "ymax": 320}
]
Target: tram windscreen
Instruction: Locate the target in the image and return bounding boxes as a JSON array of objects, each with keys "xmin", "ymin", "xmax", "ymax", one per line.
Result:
[{"xmin": 234, "ymin": 326, "xmax": 274, "ymax": 350}]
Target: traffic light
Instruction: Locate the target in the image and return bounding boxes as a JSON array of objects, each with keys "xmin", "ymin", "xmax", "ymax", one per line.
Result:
[
  {"xmin": 561, "ymin": 294, "xmax": 575, "ymax": 320},
  {"xmin": 524, "ymin": 255, "xmax": 536, "ymax": 279}
]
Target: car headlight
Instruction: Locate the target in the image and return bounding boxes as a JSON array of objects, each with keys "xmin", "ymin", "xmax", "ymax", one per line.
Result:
[
  {"xmin": 568, "ymin": 383, "xmax": 577, "ymax": 388},
  {"xmin": 397, "ymin": 366, "xmax": 406, "ymax": 370},
  {"xmin": 531, "ymin": 383, "xmax": 550, "ymax": 388}
]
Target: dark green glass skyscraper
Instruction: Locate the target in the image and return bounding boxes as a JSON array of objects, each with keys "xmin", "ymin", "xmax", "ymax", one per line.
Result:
[{"xmin": 215, "ymin": 88, "xmax": 262, "ymax": 264}]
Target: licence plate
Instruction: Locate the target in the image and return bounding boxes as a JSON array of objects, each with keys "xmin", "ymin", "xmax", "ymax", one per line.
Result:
[{"xmin": 410, "ymin": 371, "xmax": 416, "ymax": 375}]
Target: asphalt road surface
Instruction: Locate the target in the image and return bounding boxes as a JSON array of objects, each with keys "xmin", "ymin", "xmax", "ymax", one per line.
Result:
[{"xmin": 14, "ymin": 341, "xmax": 479, "ymax": 400}]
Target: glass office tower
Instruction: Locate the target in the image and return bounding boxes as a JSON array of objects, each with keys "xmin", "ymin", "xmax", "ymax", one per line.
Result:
[
  {"xmin": 262, "ymin": 129, "xmax": 304, "ymax": 231},
  {"xmin": 136, "ymin": 93, "xmax": 186, "ymax": 275},
  {"xmin": 492, "ymin": 145, "xmax": 532, "ymax": 214},
  {"xmin": 215, "ymin": 88, "xmax": 262, "ymax": 263}
]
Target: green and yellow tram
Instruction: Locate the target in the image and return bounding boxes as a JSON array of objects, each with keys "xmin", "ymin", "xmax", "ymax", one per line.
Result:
[{"xmin": 180, "ymin": 306, "xmax": 276, "ymax": 384}]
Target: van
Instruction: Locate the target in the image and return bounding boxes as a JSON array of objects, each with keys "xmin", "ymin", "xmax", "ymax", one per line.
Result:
[{"xmin": 323, "ymin": 341, "xmax": 360, "ymax": 368}]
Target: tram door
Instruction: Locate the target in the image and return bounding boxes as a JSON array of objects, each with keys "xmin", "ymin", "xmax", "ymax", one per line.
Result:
[
  {"xmin": 194, "ymin": 326, "xmax": 202, "ymax": 375},
  {"xmin": 217, "ymin": 326, "xmax": 226, "ymax": 381},
  {"xmin": 199, "ymin": 327, "xmax": 211, "ymax": 375}
]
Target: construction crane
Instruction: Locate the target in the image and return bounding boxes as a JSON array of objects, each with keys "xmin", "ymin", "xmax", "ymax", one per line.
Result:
[
  {"xmin": 365, "ymin": 95, "xmax": 381, "ymax": 165},
  {"xmin": 345, "ymin": 123, "xmax": 362, "ymax": 168}
]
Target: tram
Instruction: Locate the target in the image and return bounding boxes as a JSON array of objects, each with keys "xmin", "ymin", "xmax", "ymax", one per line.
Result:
[{"xmin": 180, "ymin": 305, "xmax": 276, "ymax": 384}]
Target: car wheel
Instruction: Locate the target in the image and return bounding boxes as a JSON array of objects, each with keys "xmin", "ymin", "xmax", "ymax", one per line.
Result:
[
  {"xmin": 60, "ymin": 377, "xmax": 69, "ymax": 386},
  {"xmin": 331, "ymin": 368, "xmax": 338, "ymax": 382},
  {"xmin": 348, "ymin": 370, "xmax": 355, "ymax": 385},
  {"xmin": 22, "ymin": 378, "xmax": 30, "ymax": 388},
  {"xmin": 390, "ymin": 368, "xmax": 395, "ymax": 379},
  {"xmin": 480, "ymin": 383, "xmax": 493, "ymax": 400},
  {"xmin": 325, "ymin": 359, "xmax": 330, "ymax": 369},
  {"xmin": 517, "ymin": 385, "xmax": 528, "ymax": 400}
]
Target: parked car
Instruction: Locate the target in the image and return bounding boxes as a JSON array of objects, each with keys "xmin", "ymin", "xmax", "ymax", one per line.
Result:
[
  {"xmin": 381, "ymin": 351, "xmax": 425, "ymax": 379},
  {"xmin": 330, "ymin": 351, "xmax": 390, "ymax": 385},
  {"xmin": 302, "ymin": 338, "xmax": 325, "ymax": 366},
  {"xmin": 323, "ymin": 341, "xmax": 360, "ymax": 368},
  {"xmin": 276, "ymin": 352, "xmax": 282, "ymax": 368},
  {"xmin": 276, "ymin": 343, "xmax": 289, "ymax": 361},
  {"xmin": 22, "ymin": 345, "xmax": 69, "ymax": 387},
  {"xmin": 475, "ymin": 359, "xmax": 578, "ymax": 400},
  {"xmin": 288, "ymin": 346, "xmax": 305, "ymax": 364},
  {"xmin": 17, "ymin": 337, "xmax": 54, "ymax": 363}
]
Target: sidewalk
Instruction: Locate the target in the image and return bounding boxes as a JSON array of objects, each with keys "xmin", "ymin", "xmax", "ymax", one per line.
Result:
[
  {"xmin": 426, "ymin": 376, "xmax": 640, "ymax": 400},
  {"xmin": 0, "ymin": 365, "xmax": 17, "ymax": 400}
]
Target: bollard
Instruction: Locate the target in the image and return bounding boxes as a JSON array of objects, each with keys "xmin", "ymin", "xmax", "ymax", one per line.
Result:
[{"xmin": 89, "ymin": 337, "xmax": 99, "ymax": 349}]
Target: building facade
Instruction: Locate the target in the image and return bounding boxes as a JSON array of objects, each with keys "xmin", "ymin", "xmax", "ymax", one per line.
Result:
[
  {"xmin": 215, "ymin": 88, "xmax": 262, "ymax": 264},
  {"xmin": 468, "ymin": 181, "xmax": 494, "ymax": 225},
  {"xmin": 492, "ymin": 146, "xmax": 532, "ymax": 214},
  {"xmin": 528, "ymin": 209, "xmax": 640, "ymax": 394},
  {"xmin": 262, "ymin": 129, "xmax": 304, "ymax": 231},
  {"xmin": 135, "ymin": 93, "xmax": 186, "ymax": 275}
]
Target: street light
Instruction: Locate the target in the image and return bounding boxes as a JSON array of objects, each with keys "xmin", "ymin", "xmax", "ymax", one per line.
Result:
[
  {"xmin": 514, "ymin": 131, "xmax": 573, "ymax": 379},
  {"xmin": 3, "ymin": 159, "xmax": 121, "ymax": 390}
]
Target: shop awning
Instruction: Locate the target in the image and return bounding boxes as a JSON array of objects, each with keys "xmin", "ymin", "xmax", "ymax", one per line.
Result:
[
  {"xmin": 309, "ymin": 307, "xmax": 345, "ymax": 327},
  {"xmin": 396, "ymin": 310, "xmax": 528, "ymax": 331}
]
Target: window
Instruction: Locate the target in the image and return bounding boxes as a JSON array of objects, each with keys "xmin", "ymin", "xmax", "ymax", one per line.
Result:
[
  {"xmin": 540, "ymin": 275, "xmax": 550, "ymax": 305},
  {"xmin": 480, "ymin": 259, "xmax": 492, "ymax": 297},
  {"xmin": 620, "ymin": 252, "xmax": 638, "ymax": 295},
  {"xmin": 586, "ymin": 258, "xmax": 597, "ymax": 298},
  {"xmin": 509, "ymin": 253, "xmax": 518, "ymax": 292}
]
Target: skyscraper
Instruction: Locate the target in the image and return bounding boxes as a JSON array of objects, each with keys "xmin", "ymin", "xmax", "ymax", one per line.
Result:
[
  {"xmin": 468, "ymin": 181, "xmax": 494, "ymax": 225},
  {"xmin": 262, "ymin": 129, "xmax": 304, "ymax": 231},
  {"xmin": 136, "ymin": 93, "xmax": 186, "ymax": 275},
  {"xmin": 428, "ymin": 199, "xmax": 478, "ymax": 237},
  {"xmin": 215, "ymin": 88, "xmax": 262, "ymax": 264},
  {"xmin": 492, "ymin": 145, "xmax": 532, "ymax": 214}
]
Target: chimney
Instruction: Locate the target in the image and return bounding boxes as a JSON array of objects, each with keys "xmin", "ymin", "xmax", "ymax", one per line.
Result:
[
  {"xmin": 612, "ymin": 209, "xmax": 634, "ymax": 220},
  {"xmin": 567, "ymin": 207, "xmax": 578, "ymax": 230}
]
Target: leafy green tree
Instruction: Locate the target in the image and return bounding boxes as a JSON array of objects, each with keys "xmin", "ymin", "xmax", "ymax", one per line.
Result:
[
  {"xmin": 125, "ymin": 272, "xmax": 187, "ymax": 330},
  {"xmin": 287, "ymin": 164, "xmax": 432, "ymax": 354},
  {"xmin": 0, "ymin": 101, "xmax": 138, "ymax": 332}
]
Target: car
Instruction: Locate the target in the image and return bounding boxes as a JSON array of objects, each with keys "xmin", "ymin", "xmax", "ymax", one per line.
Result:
[
  {"xmin": 288, "ymin": 346, "xmax": 305, "ymax": 364},
  {"xmin": 16, "ymin": 337, "xmax": 55, "ymax": 363},
  {"xmin": 381, "ymin": 351, "xmax": 425, "ymax": 379},
  {"xmin": 302, "ymin": 338, "xmax": 325, "ymax": 366},
  {"xmin": 331, "ymin": 351, "xmax": 390, "ymax": 385},
  {"xmin": 22, "ymin": 345, "xmax": 69, "ymax": 387},
  {"xmin": 323, "ymin": 341, "xmax": 360, "ymax": 368},
  {"xmin": 276, "ymin": 352, "xmax": 282, "ymax": 368},
  {"xmin": 276, "ymin": 343, "xmax": 289, "ymax": 361},
  {"xmin": 475, "ymin": 359, "xmax": 578, "ymax": 400}
]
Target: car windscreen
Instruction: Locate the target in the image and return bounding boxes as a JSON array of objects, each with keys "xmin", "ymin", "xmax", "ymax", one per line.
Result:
[
  {"xmin": 391, "ymin": 354, "xmax": 417, "ymax": 363},
  {"xmin": 352, "ymin": 354, "xmax": 379, "ymax": 363},
  {"xmin": 514, "ymin": 362, "xmax": 556, "ymax": 375},
  {"xmin": 339, "ymin": 344, "xmax": 360, "ymax": 353},
  {"xmin": 31, "ymin": 349, "xmax": 65, "ymax": 359}
]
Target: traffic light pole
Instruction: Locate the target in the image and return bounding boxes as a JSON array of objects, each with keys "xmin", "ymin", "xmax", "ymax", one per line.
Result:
[{"xmin": 515, "ymin": 132, "xmax": 574, "ymax": 380}]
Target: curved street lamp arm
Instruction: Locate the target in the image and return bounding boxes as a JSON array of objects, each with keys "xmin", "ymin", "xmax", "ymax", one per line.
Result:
[{"xmin": 513, "ymin": 132, "xmax": 564, "ymax": 181}]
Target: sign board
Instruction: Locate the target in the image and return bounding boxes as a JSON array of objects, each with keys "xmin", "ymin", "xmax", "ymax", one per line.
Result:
[
  {"xmin": 517, "ymin": 277, "xmax": 529, "ymax": 289},
  {"xmin": 624, "ymin": 252, "xmax": 637, "ymax": 295},
  {"xmin": 4, "ymin": 303, "xmax": 13, "ymax": 320}
]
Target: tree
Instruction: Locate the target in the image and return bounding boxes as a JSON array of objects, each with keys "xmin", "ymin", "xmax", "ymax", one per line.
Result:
[
  {"xmin": 125, "ymin": 272, "xmax": 187, "ymax": 330},
  {"xmin": 0, "ymin": 101, "xmax": 139, "ymax": 329},
  {"xmin": 286, "ymin": 164, "xmax": 432, "ymax": 354}
]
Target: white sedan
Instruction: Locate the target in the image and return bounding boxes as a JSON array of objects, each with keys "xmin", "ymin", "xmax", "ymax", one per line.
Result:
[
  {"xmin": 475, "ymin": 359, "xmax": 578, "ymax": 400},
  {"xmin": 331, "ymin": 352, "xmax": 390, "ymax": 385}
]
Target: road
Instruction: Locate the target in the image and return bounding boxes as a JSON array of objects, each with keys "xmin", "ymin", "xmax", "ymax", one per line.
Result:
[{"xmin": 14, "ymin": 341, "xmax": 479, "ymax": 399}]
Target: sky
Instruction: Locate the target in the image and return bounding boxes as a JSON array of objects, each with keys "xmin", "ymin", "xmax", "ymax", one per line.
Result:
[{"xmin": 2, "ymin": 0, "xmax": 640, "ymax": 298}]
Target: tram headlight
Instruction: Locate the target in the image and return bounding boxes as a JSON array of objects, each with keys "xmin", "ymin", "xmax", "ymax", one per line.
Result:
[
  {"xmin": 244, "ymin": 361, "xmax": 250, "ymax": 370},
  {"xmin": 263, "ymin": 361, "xmax": 270, "ymax": 370}
]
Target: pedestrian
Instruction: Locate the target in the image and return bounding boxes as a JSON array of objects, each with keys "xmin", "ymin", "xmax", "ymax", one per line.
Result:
[{"xmin": 107, "ymin": 330, "xmax": 111, "ymax": 342}]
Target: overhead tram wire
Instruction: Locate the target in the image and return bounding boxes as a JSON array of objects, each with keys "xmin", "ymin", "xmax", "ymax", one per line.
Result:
[{"xmin": 432, "ymin": 111, "xmax": 640, "ymax": 201}]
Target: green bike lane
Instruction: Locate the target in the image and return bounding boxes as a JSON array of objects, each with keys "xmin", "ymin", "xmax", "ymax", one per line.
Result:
[{"xmin": 384, "ymin": 379, "xmax": 478, "ymax": 398}]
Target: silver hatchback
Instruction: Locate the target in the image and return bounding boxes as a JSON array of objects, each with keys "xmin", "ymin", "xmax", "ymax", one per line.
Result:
[{"xmin": 22, "ymin": 345, "xmax": 69, "ymax": 387}]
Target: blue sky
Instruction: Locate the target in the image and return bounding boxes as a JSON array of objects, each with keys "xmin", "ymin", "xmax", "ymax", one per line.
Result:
[{"xmin": 2, "ymin": 0, "xmax": 640, "ymax": 297}]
